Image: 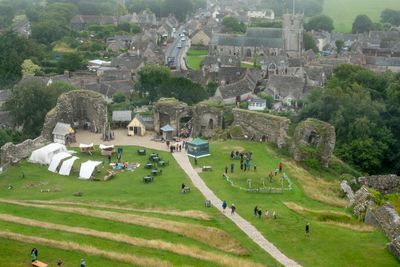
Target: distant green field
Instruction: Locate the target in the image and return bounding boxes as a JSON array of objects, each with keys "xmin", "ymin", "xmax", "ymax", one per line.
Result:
[{"xmin": 322, "ymin": 0, "xmax": 400, "ymax": 32}]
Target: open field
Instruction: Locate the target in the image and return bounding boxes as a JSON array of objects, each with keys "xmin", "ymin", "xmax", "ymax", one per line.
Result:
[
  {"xmin": 0, "ymin": 146, "xmax": 277, "ymax": 266},
  {"xmin": 322, "ymin": 0, "xmax": 400, "ymax": 32},
  {"xmin": 186, "ymin": 48, "xmax": 208, "ymax": 70},
  {"xmin": 191, "ymin": 140, "xmax": 398, "ymax": 267}
]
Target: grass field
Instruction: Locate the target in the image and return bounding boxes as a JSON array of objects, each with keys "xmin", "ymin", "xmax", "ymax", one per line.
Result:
[
  {"xmin": 322, "ymin": 0, "xmax": 400, "ymax": 32},
  {"xmin": 191, "ymin": 140, "xmax": 398, "ymax": 267},
  {"xmin": 186, "ymin": 48, "xmax": 208, "ymax": 70},
  {"xmin": 0, "ymin": 146, "xmax": 277, "ymax": 267}
]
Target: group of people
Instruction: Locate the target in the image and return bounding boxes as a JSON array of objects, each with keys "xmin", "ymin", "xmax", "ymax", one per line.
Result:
[
  {"xmin": 254, "ymin": 206, "xmax": 277, "ymax": 220},
  {"xmin": 229, "ymin": 151, "xmax": 256, "ymax": 172},
  {"xmin": 221, "ymin": 200, "xmax": 236, "ymax": 215},
  {"xmin": 167, "ymin": 141, "xmax": 184, "ymax": 153},
  {"xmin": 267, "ymin": 162, "xmax": 284, "ymax": 182}
]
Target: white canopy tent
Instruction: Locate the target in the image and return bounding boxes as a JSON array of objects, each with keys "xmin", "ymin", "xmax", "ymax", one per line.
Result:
[
  {"xmin": 59, "ymin": 156, "xmax": 79, "ymax": 176},
  {"xmin": 29, "ymin": 143, "xmax": 67, "ymax": 165},
  {"xmin": 48, "ymin": 152, "xmax": 71, "ymax": 173},
  {"xmin": 79, "ymin": 160, "xmax": 102, "ymax": 180},
  {"xmin": 99, "ymin": 144, "xmax": 114, "ymax": 150}
]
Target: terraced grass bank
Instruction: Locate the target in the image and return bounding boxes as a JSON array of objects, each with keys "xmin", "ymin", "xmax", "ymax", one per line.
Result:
[{"xmin": 0, "ymin": 146, "xmax": 277, "ymax": 266}]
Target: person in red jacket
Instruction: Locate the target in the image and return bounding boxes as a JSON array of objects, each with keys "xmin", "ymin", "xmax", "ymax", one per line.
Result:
[{"xmin": 278, "ymin": 162, "xmax": 283, "ymax": 173}]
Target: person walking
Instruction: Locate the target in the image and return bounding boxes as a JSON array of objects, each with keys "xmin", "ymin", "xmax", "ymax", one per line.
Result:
[
  {"xmin": 254, "ymin": 206, "xmax": 258, "ymax": 216},
  {"xmin": 230, "ymin": 163, "xmax": 234, "ymax": 173},
  {"xmin": 257, "ymin": 208, "xmax": 262, "ymax": 219},
  {"xmin": 80, "ymin": 258, "xmax": 86, "ymax": 267},
  {"xmin": 222, "ymin": 200, "xmax": 227, "ymax": 213},
  {"xmin": 231, "ymin": 203, "xmax": 236, "ymax": 215},
  {"xmin": 306, "ymin": 222, "xmax": 310, "ymax": 237}
]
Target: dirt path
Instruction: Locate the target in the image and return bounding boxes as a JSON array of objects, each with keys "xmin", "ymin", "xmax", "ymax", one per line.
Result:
[{"xmin": 172, "ymin": 153, "xmax": 301, "ymax": 267}]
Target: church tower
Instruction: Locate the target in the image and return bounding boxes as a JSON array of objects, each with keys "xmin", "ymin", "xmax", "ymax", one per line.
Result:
[{"xmin": 282, "ymin": 13, "xmax": 304, "ymax": 57}]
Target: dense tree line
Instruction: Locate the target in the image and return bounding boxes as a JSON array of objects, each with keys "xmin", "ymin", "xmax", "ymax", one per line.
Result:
[
  {"xmin": 381, "ymin": 9, "xmax": 400, "ymax": 26},
  {"xmin": 136, "ymin": 65, "xmax": 208, "ymax": 105},
  {"xmin": 300, "ymin": 65, "xmax": 400, "ymax": 175},
  {"xmin": 305, "ymin": 15, "xmax": 334, "ymax": 32},
  {"xmin": 221, "ymin": 17, "xmax": 247, "ymax": 34}
]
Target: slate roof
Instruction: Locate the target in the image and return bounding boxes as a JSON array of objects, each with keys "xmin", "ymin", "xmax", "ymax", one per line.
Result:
[
  {"xmin": 112, "ymin": 111, "xmax": 132, "ymax": 122},
  {"xmin": 217, "ymin": 77, "xmax": 254, "ymax": 99},
  {"xmin": 188, "ymin": 138, "xmax": 208, "ymax": 146},
  {"xmin": 111, "ymin": 55, "xmax": 144, "ymax": 71},
  {"xmin": 52, "ymin": 122, "xmax": 73, "ymax": 136},
  {"xmin": 268, "ymin": 76, "xmax": 306, "ymax": 99},
  {"xmin": 211, "ymin": 27, "xmax": 283, "ymax": 48},
  {"xmin": 201, "ymin": 55, "xmax": 241, "ymax": 67},
  {"xmin": 366, "ymin": 56, "xmax": 400, "ymax": 66}
]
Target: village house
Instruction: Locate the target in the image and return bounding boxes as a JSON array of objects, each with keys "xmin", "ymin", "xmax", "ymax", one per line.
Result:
[
  {"xmin": 112, "ymin": 111, "xmax": 132, "ymax": 128},
  {"xmin": 127, "ymin": 115, "xmax": 147, "ymax": 136},
  {"xmin": 191, "ymin": 29, "xmax": 212, "ymax": 46},
  {"xmin": 70, "ymin": 15, "xmax": 118, "ymax": 31}
]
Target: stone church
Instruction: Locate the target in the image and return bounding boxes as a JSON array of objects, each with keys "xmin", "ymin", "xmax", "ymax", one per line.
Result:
[{"xmin": 210, "ymin": 13, "xmax": 303, "ymax": 59}]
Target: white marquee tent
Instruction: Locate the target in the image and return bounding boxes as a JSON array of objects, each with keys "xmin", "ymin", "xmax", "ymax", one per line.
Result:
[
  {"xmin": 48, "ymin": 152, "xmax": 71, "ymax": 173},
  {"xmin": 79, "ymin": 160, "xmax": 102, "ymax": 180},
  {"xmin": 29, "ymin": 143, "xmax": 67, "ymax": 165},
  {"xmin": 59, "ymin": 156, "xmax": 79, "ymax": 176}
]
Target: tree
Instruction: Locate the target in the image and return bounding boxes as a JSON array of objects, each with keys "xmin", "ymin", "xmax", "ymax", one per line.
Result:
[
  {"xmin": 21, "ymin": 59, "xmax": 40, "ymax": 76},
  {"xmin": 31, "ymin": 20, "xmax": 68, "ymax": 44},
  {"xmin": 0, "ymin": 1, "xmax": 15, "ymax": 28},
  {"xmin": 303, "ymin": 32, "xmax": 318, "ymax": 52},
  {"xmin": 0, "ymin": 128, "xmax": 21, "ymax": 148},
  {"xmin": 352, "ymin": 14, "xmax": 373, "ymax": 33},
  {"xmin": 0, "ymin": 32, "xmax": 45, "ymax": 88},
  {"xmin": 113, "ymin": 92, "xmax": 127, "ymax": 103},
  {"xmin": 221, "ymin": 16, "xmax": 246, "ymax": 33},
  {"xmin": 305, "ymin": 15, "xmax": 334, "ymax": 32},
  {"xmin": 158, "ymin": 77, "xmax": 208, "ymax": 104},
  {"xmin": 335, "ymin": 40, "xmax": 344, "ymax": 54},
  {"xmin": 381, "ymin": 9, "xmax": 400, "ymax": 26},
  {"xmin": 57, "ymin": 53, "xmax": 84, "ymax": 72},
  {"xmin": 6, "ymin": 80, "xmax": 75, "ymax": 137},
  {"xmin": 136, "ymin": 64, "xmax": 171, "ymax": 100}
]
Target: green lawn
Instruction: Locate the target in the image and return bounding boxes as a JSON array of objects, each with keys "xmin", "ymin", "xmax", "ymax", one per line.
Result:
[
  {"xmin": 0, "ymin": 146, "xmax": 277, "ymax": 266},
  {"xmin": 190, "ymin": 140, "xmax": 398, "ymax": 267},
  {"xmin": 186, "ymin": 48, "xmax": 208, "ymax": 70},
  {"xmin": 322, "ymin": 0, "xmax": 400, "ymax": 32}
]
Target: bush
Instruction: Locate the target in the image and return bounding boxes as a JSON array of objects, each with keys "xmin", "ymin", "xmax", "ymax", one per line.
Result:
[{"xmin": 112, "ymin": 92, "xmax": 126, "ymax": 103}]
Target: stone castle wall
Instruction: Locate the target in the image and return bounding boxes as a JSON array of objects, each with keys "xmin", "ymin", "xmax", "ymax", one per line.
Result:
[
  {"xmin": 232, "ymin": 108, "xmax": 289, "ymax": 148},
  {"xmin": 0, "ymin": 136, "xmax": 49, "ymax": 167},
  {"xmin": 192, "ymin": 103, "xmax": 224, "ymax": 138},
  {"xmin": 359, "ymin": 175, "xmax": 400, "ymax": 195}
]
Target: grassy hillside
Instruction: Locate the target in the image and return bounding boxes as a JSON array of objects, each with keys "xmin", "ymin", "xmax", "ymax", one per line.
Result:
[
  {"xmin": 0, "ymin": 146, "xmax": 276, "ymax": 267},
  {"xmin": 322, "ymin": 0, "xmax": 400, "ymax": 32},
  {"xmin": 192, "ymin": 140, "xmax": 398, "ymax": 267}
]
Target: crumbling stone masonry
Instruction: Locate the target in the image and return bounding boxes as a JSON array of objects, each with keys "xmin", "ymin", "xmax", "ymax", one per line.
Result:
[
  {"xmin": 0, "ymin": 136, "xmax": 49, "ymax": 167},
  {"xmin": 42, "ymin": 90, "xmax": 107, "ymax": 140},
  {"xmin": 153, "ymin": 98, "xmax": 191, "ymax": 137},
  {"xmin": 192, "ymin": 102, "xmax": 224, "ymax": 138},
  {"xmin": 359, "ymin": 175, "xmax": 400, "ymax": 195},
  {"xmin": 232, "ymin": 108, "xmax": 290, "ymax": 148},
  {"xmin": 290, "ymin": 118, "xmax": 336, "ymax": 168}
]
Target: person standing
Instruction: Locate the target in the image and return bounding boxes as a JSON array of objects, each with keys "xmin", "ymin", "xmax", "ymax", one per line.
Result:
[
  {"xmin": 240, "ymin": 162, "xmax": 244, "ymax": 171},
  {"xmin": 81, "ymin": 258, "xmax": 86, "ymax": 267},
  {"xmin": 278, "ymin": 162, "xmax": 283, "ymax": 173},
  {"xmin": 254, "ymin": 206, "xmax": 258, "ymax": 216},
  {"xmin": 224, "ymin": 165, "xmax": 228, "ymax": 174},
  {"xmin": 257, "ymin": 208, "xmax": 262, "ymax": 219},
  {"xmin": 230, "ymin": 163, "xmax": 234, "ymax": 173},
  {"xmin": 272, "ymin": 211, "xmax": 277, "ymax": 219},
  {"xmin": 269, "ymin": 172, "xmax": 274, "ymax": 183},
  {"xmin": 31, "ymin": 248, "xmax": 38, "ymax": 262},
  {"xmin": 57, "ymin": 260, "xmax": 63, "ymax": 266},
  {"xmin": 222, "ymin": 200, "xmax": 227, "ymax": 213},
  {"xmin": 194, "ymin": 157, "xmax": 198, "ymax": 165},
  {"xmin": 231, "ymin": 203, "xmax": 236, "ymax": 215},
  {"xmin": 253, "ymin": 163, "xmax": 257, "ymax": 172},
  {"xmin": 306, "ymin": 222, "xmax": 310, "ymax": 237},
  {"xmin": 265, "ymin": 210, "xmax": 269, "ymax": 219}
]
